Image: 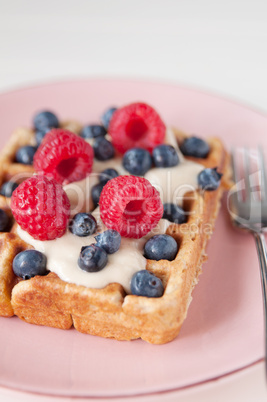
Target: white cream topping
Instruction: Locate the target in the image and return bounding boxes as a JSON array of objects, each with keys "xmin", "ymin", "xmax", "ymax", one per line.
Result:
[
  {"xmin": 144, "ymin": 160, "xmax": 203, "ymax": 206},
  {"xmin": 17, "ymin": 128, "xmax": 204, "ymax": 293},
  {"xmin": 93, "ymin": 156, "xmax": 127, "ymax": 175},
  {"xmin": 63, "ymin": 157, "xmax": 127, "ymax": 216},
  {"xmin": 144, "ymin": 128, "xmax": 203, "ymax": 205},
  {"xmin": 17, "ymin": 218, "xmax": 170, "ymax": 293},
  {"xmin": 64, "ymin": 174, "xmax": 99, "ymax": 216}
]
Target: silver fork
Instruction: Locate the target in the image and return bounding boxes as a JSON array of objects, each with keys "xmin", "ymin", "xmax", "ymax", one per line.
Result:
[
  {"xmin": 229, "ymin": 147, "xmax": 267, "ymax": 381},
  {"xmin": 228, "ymin": 147, "xmax": 267, "ymax": 381}
]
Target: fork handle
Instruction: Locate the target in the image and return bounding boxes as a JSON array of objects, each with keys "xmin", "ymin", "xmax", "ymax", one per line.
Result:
[{"xmin": 253, "ymin": 232, "xmax": 267, "ymax": 380}]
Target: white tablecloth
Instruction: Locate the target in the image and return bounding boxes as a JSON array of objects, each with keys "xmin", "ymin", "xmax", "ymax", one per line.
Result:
[{"xmin": 0, "ymin": 0, "xmax": 267, "ymax": 400}]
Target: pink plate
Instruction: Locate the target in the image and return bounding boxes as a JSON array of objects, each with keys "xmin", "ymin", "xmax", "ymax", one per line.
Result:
[{"xmin": 0, "ymin": 78, "xmax": 265, "ymax": 397}]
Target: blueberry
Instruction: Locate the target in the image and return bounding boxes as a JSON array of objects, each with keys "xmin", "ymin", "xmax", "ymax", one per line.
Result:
[
  {"xmin": 0, "ymin": 181, "xmax": 18, "ymax": 197},
  {"xmin": 80, "ymin": 124, "xmax": 107, "ymax": 139},
  {"xmin": 180, "ymin": 136, "xmax": 210, "ymax": 158},
  {"xmin": 15, "ymin": 146, "xmax": 37, "ymax": 165},
  {"xmin": 78, "ymin": 244, "xmax": 108, "ymax": 272},
  {"xmin": 130, "ymin": 270, "xmax": 164, "ymax": 298},
  {"xmin": 152, "ymin": 145, "xmax": 179, "ymax": 168},
  {"xmin": 198, "ymin": 168, "xmax": 222, "ymax": 191},
  {"xmin": 69, "ymin": 213, "xmax": 97, "ymax": 237},
  {"xmin": 163, "ymin": 203, "xmax": 186, "ymax": 224},
  {"xmin": 95, "ymin": 230, "xmax": 121, "ymax": 254},
  {"xmin": 33, "ymin": 110, "xmax": 59, "ymax": 131},
  {"xmin": 144, "ymin": 234, "xmax": 178, "ymax": 261},
  {"xmin": 13, "ymin": 250, "xmax": 47, "ymax": 280},
  {"xmin": 123, "ymin": 148, "xmax": 152, "ymax": 176},
  {"xmin": 101, "ymin": 107, "xmax": 117, "ymax": 130},
  {"xmin": 99, "ymin": 168, "xmax": 119, "ymax": 184},
  {"xmin": 35, "ymin": 127, "xmax": 51, "ymax": 147},
  {"xmin": 93, "ymin": 137, "xmax": 115, "ymax": 161},
  {"xmin": 0, "ymin": 209, "xmax": 9, "ymax": 231},
  {"xmin": 91, "ymin": 182, "xmax": 105, "ymax": 207}
]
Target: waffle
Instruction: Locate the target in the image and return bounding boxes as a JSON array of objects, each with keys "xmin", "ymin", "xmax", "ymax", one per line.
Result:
[{"xmin": 0, "ymin": 124, "xmax": 231, "ymax": 344}]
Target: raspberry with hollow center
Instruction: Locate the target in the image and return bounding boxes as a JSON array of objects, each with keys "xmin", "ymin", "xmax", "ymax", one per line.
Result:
[
  {"xmin": 99, "ymin": 175, "xmax": 163, "ymax": 239},
  {"xmin": 11, "ymin": 175, "xmax": 70, "ymax": 241},
  {"xmin": 109, "ymin": 102, "xmax": 166, "ymax": 154},
  {"xmin": 33, "ymin": 128, "xmax": 94, "ymax": 185}
]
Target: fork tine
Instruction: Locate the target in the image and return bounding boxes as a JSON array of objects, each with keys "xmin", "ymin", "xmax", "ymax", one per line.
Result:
[
  {"xmin": 231, "ymin": 148, "xmax": 243, "ymax": 202},
  {"xmin": 258, "ymin": 146, "xmax": 267, "ymax": 201},
  {"xmin": 243, "ymin": 148, "xmax": 252, "ymax": 201}
]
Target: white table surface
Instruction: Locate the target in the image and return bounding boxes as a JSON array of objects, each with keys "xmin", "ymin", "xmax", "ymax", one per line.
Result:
[{"xmin": 0, "ymin": 0, "xmax": 267, "ymax": 400}]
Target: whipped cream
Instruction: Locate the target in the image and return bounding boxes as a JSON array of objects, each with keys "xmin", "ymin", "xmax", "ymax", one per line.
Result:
[
  {"xmin": 144, "ymin": 160, "xmax": 203, "ymax": 205},
  {"xmin": 144, "ymin": 128, "xmax": 203, "ymax": 204},
  {"xmin": 17, "ymin": 217, "xmax": 170, "ymax": 293}
]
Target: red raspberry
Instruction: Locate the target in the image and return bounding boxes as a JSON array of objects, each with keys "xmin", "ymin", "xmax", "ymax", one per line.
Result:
[
  {"xmin": 109, "ymin": 102, "xmax": 166, "ymax": 154},
  {"xmin": 33, "ymin": 129, "xmax": 94, "ymax": 185},
  {"xmin": 99, "ymin": 175, "xmax": 163, "ymax": 239},
  {"xmin": 11, "ymin": 175, "xmax": 70, "ymax": 241}
]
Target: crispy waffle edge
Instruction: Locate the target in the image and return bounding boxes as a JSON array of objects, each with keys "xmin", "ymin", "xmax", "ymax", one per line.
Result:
[{"xmin": 0, "ymin": 123, "xmax": 231, "ymax": 344}]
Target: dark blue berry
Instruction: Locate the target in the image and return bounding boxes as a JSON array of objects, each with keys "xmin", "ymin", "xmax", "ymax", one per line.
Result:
[
  {"xmin": 91, "ymin": 182, "xmax": 105, "ymax": 206},
  {"xmin": 99, "ymin": 168, "xmax": 119, "ymax": 184},
  {"xmin": 180, "ymin": 136, "xmax": 210, "ymax": 158},
  {"xmin": 13, "ymin": 250, "xmax": 47, "ymax": 280},
  {"xmin": 198, "ymin": 168, "xmax": 222, "ymax": 191},
  {"xmin": 69, "ymin": 213, "xmax": 97, "ymax": 237},
  {"xmin": 163, "ymin": 203, "xmax": 186, "ymax": 224},
  {"xmin": 35, "ymin": 127, "xmax": 51, "ymax": 147},
  {"xmin": 130, "ymin": 270, "xmax": 164, "ymax": 298},
  {"xmin": 78, "ymin": 244, "xmax": 108, "ymax": 272},
  {"xmin": 15, "ymin": 146, "xmax": 37, "ymax": 165},
  {"xmin": 0, "ymin": 209, "xmax": 9, "ymax": 231},
  {"xmin": 80, "ymin": 124, "xmax": 107, "ymax": 139},
  {"xmin": 33, "ymin": 111, "xmax": 59, "ymax": 131},
  {"xmin": 0, "ymin": 181, "xmax": 18, "ymax": 197},
  {"xmin": 144, "ymin": 234, "xmax": 178, "ymax": 261},
  {"xmin": 152, "ymin": 145, "xmax": 179, "ymax": 168},
  {"xmin": 123, "ymin": 148, "xmax": 152, "ymax": 176},
  {"xmin": 101, "ymin": 107, "xmax": 117, "ymax": 130},
  {"xmin": 93, "ymin": 137, "xmax": 115, "ymax": 161},
  {"xmin": 95, "ymin": 230, "xmax": 121, "ymax": 254}
]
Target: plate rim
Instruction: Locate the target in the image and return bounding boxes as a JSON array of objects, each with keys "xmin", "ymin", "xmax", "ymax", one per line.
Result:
[{"xmin": 0, "ymin": 75, "xmax": 266, "ymax": 120}]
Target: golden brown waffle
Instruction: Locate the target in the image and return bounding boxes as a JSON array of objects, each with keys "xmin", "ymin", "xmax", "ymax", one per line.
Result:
[{"xmin": 0, "ymin": 124, "xmax": 231, "ymax": 344}]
